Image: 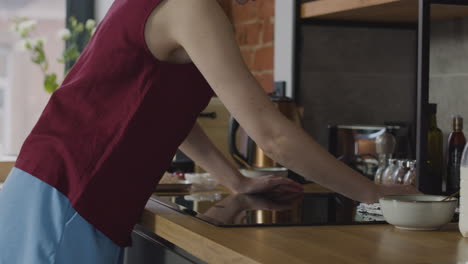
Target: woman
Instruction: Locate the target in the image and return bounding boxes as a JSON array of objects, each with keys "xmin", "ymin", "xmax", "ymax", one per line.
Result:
[{"xmin": 0, "ymin": 0, "xmax": 416, "ymax": 263}]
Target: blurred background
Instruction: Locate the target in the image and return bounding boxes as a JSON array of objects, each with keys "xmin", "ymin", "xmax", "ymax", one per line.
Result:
[{"xmin": 0, "ymin": 0, "xmax": 65, "ymax": 156}]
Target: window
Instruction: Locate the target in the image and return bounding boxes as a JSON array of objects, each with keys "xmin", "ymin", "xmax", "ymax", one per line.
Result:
[{"xmin": 0, "ymin": 0, "xmax": 65, "ymax": 156}]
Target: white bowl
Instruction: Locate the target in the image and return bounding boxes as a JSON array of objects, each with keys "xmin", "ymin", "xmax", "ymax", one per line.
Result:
[
  {"xmin": 240, "ymin": 167, "xmax": 288, "ymax": 178},
  {"xmin": 379, "ymin": 195, "xmax": 458, "ymax": 231}
]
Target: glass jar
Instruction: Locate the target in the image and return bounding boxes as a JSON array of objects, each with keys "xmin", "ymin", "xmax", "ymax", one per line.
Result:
[
  {"xmin": 374, "ymin": 154, "xmax": 391, "ymax": 184},
  {"xmin": 392, "ymin": 160, "xmax": 410, "ymax": 184},
  {"xmin": 403, "ymin": 160, "xmax": 417, "ymax": 186},
  {"xmin": 382, "ymin": 159, "xmax": 398, "ymax": 185}
]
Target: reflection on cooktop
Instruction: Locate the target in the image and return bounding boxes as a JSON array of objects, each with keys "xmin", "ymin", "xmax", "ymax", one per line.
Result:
[{"xmin": 152, "ymin": 192, "xmax": 387, "ymax": 227}]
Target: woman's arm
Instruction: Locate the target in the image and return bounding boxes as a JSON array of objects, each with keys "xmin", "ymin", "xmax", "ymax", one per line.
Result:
[
  {"xmin": 179, "ymin": 122, "xmax": 303, "ymax": 194},
  {"xmin": 148, "ymin": 0, "xmax": 416, "ymax": 203}
]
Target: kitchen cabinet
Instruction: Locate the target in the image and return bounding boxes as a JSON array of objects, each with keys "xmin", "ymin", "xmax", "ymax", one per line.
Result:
[
  {"xmin": 292, "ymin": 0, "xmax": 468, "ymax": 194},
  {"xmin": 123, "ymin": 225, "xmax": 206, "ymax": 264}
]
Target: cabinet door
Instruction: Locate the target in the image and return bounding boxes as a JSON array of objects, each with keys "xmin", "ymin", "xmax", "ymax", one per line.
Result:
[{"xmin": 124, "ymin": 228, "xmax": 206, "ymax": 264}]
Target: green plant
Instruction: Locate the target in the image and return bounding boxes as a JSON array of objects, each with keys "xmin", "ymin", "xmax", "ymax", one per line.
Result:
[{"xmin": 11, "ymin": 16, "xmax": 96, "ymax": 93}]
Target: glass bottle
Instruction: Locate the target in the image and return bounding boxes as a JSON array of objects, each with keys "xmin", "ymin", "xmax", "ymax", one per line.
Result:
[
  {"xmin": 376, "ymin": 131, "xmax": 396, "ymax": 156},
  {"xmin": 382, "ymin": 159, "xmax": 398, "ymax": 185},
  {"xmin": 374, "ymin": 154, "xmax": 391, "ymax": 184},
  {"xmin": 393, "ymin": 160, "xmax": 410, "ymax": 184},
  {"xmin": 447, "ymin": 116, "xmax": 466, "ymax": 195},
  {"xmin": 403, "ymin": 160, "xmax": 417, "ymax": 186},
  {"xmin": 459, "ymin": 144, "xmax": 468, "ymax": 237},
  {"xmin": 427, "ymin": 103, "xmax": 444, "ymax": 194}
]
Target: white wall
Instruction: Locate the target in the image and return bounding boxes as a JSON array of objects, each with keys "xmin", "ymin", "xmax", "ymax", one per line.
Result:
[
  {"xmin": 274, "ymin": 1, "xmax": 295, "ymax": 98},
  {"xmin": 95, "ymin": 0, "xmax": 114, "ymax": 22}
]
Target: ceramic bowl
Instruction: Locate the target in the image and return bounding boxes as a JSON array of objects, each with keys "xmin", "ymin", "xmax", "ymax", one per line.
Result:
[
  {"xmin": 379, "ymin": 195, "xmax": 458, "ymax": 231},
  {"xmin": 240, "ymin": 167, "xmax": 289, "ymax": 178}
]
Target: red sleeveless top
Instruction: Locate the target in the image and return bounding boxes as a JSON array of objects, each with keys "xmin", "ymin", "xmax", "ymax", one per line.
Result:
[{"xmin": 15, "ymin": 0, "xmax": 213, "ymax": 247}]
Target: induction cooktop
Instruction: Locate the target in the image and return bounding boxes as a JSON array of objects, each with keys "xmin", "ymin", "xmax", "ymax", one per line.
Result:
[{"xmin": 151, "ymin": 192, "xmax": 387, "ymax": 227}]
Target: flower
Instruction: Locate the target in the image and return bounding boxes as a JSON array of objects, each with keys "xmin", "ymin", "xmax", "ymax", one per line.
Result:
[
  {"xmin": 17, "ymin": 20, "xmax": 37, "ymax": 37},
  {"xmin": 75, "ymin": 24, "xmax": 84, "ymax": 33},
  {"xmin": 85, "ymin": 19, "xmax": 96, "ymax": 31},
  {"xmin": 32, "ymin": 37, "xmax": 47, "ymax": 46},
  {"xmin": 91, "ymin": 27, "xmax": 96, "ymax": 36},
  {"xmin": 10, "ymin": 15, "xmax": 95, "ymax": 94},
  {"xmin": 57, "ymin": 28, "xmax": 71, "ymax": 40},
  {"xmin": 15, "ymin": 39, "xmax": 32, "ymax": 51}
]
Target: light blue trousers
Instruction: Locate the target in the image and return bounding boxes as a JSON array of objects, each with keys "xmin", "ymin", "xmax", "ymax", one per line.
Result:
[{"xmin": 0, "ymin": 167, "xmax": 124, "ymax": 264}]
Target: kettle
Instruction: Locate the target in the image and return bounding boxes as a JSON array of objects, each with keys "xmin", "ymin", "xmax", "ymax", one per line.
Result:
[{"xmin": 228, "ymin": 82, "xmax": 302, "ymax": 169}]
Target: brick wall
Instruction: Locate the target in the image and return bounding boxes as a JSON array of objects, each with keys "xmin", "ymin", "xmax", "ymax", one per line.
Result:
[{"xmin": 220, "ymin": 0, "xmax": 275, "ymax": 93}]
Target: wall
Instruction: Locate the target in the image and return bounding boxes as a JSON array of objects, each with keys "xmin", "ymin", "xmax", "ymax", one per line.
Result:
[
  {"xmin": 220, "ymin": 0, "xmax": 275, "ymax": 93},
  {"xmin": 298, "ymin": 25, "xmax": 417, "ymax": 148},
  {"xmin": 95, "ymin": 0, "xmax": 113, "ymax": 22},
  {"xmin": 429, "ymin": 17, "xmax": 468, "ymax": 147},
  {"xmin": 274, "ymin": 1, "xmax": 295, "ymax": 98}
]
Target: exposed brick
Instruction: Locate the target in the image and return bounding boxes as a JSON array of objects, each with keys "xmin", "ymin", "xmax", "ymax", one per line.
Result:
[
  {"xmin": 263, "ymin": 19, "xmax": 274, "ymax": 43},
  {"xmin": 255, "ymin": 73, "xmax": 274, "ymax": 93},
  {"xmin": 224, "ymin": 0, "xmax": 275, "ymax": 93},
  {"xmin": 257, "ymin": 0, "xmax": 275, "ymax": 19},
  {"xmin": 240, "ymin": 48, "xmax": 255, "ymax": 69},
  {"xmin": 235, "ymin": 22, "xmax": 263, "ymax": 47},
  {"xmin": 253, "ymin": 45, "xmax": 274, "ymax": 72},
  {"xmin": 231, "ymin": 0, "xmax": 258, "ymax": 24}
]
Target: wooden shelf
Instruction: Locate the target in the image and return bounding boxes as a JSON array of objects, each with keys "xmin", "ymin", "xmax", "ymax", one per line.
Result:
[{"xmin": 301, "ymin": 0, "xmax": 468, "ymax": 23}]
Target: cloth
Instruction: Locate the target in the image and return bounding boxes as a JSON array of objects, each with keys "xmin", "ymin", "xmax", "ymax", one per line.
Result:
[
  {"xmin": 0, "ymin": 168, "xmax": 124, "ymax": 264},
  {"xmin": 15, "ymin": 0, "xmax": 214, "ymax": 247}
]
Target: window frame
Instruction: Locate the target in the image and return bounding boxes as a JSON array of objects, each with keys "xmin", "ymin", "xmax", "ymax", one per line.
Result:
[{"xmin": 65, "ymin": 0, "xmax": 95, "ymax": 69}]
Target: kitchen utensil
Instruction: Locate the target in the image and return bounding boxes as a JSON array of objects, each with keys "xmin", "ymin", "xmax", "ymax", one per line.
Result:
[
  {"xmin": 379, "ymin": 195, "xmax": 457, "ymax": 230},
  {"xmin": 441, "ymin": 191, "xmax": 460, "ymax": 202}
]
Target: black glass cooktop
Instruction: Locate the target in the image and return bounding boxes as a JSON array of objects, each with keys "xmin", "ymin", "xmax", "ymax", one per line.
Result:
[{"xmin": 152, "ymin": 192, "xmax": 386, "ymax": 227}]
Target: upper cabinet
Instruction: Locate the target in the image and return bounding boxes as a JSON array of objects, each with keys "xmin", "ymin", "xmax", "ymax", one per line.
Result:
[{"xmin": 301, "ymin": 0, "xmax": 468, "ymax": 23}]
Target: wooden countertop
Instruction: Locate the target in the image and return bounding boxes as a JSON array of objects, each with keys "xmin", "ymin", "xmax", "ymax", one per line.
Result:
[
  {"xmin": 141, "ymin": 184, "xmax": 468, "ymax": 264},
  {"xmin": 1, "ymin": 172, "xmax": 465, "ymax": 263}
]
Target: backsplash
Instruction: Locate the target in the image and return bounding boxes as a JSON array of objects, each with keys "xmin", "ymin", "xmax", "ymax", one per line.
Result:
[
  {"xmin": 297, "ymin": 25, "xmax": 417, "ymax": 149},
  {"xmin": 430, "ymin": 17, "xmax": 468, "ymax": 147},
  {"xmin": 220, "ymin": 0, "xmax": 275, "ymax": 93}
]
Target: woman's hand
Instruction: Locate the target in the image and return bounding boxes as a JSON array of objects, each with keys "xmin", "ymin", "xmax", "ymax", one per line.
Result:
[{"xmin": 233, "ymin": 175, "xmax": 304, "ymax": 194}]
